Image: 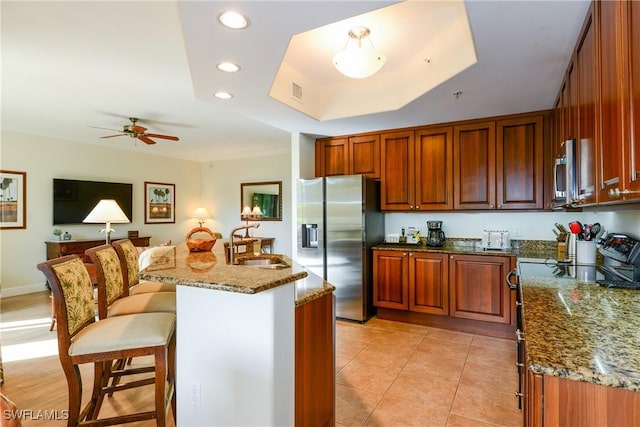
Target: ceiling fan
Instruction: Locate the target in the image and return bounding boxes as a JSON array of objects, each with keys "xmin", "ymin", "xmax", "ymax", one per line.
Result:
[{"xmin": 95, "ymin": 117, "xmax": 179, "ymax": 145}]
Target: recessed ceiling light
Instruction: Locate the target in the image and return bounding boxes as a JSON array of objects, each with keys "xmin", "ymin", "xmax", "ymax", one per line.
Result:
[
  {"xmin": 214, "ymin": 91, "xmax": 233, "ymax": 100},
  {"xmin": 217, "ymin": 62, "xmax": 240, "ymax": 73},
  {"xmin": 218, "ymin": 11, "xmax": 248, "ymax": 29}
]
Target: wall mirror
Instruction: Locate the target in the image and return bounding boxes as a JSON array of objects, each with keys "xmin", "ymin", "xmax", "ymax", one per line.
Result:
[{"xmin": 240, "ymin": 181, "xmax": 282, "ymax": 221}]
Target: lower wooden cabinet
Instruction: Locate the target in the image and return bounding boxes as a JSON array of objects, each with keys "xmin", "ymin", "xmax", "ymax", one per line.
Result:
[
  {"xmin": 524, "ymin": 369, "xmax": 640, "ymax": 427},
  {"xmin": 373, "ymin": 250, "xmax": 514, "ymax": 332},
  {"xmin": 295, "ymin": 293, "xmax": 335, "ymax": 427},
  {"xmin": 449, "ymin": 254, "xmax": 512, "ymax": 324}
]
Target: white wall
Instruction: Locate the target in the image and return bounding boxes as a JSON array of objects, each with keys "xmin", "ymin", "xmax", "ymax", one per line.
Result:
[
  {"xmin": 202, "ymin": 153, "xmax": 293, "ymax": 256},
  {"xmin": 0, "ymin": 131, "xmax": 202, "ymax": 296}
]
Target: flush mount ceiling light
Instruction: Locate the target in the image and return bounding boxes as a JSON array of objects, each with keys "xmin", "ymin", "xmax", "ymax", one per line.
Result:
[
  {"xmin": 218, "ymin": 11, "xmax": 249, "ymax": 29},
  {"xmin": 217, "ymin": 62, "xmax": 240, "ymax": 73},
  {"xmin": 214, "ymin": 91, "xmax": 233, "ymax": 100},
  {"xmin": 333, "ymin": 26, "xmax": 386, "ymax": 79}
]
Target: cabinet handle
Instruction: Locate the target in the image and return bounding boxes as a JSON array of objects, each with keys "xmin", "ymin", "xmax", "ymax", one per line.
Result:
[
  {"xmin": 409, "ymin": 253, "xmax": 413, "ymax": 256},
  {"xmin": 515, "ymin": 391, "xmax": 524, "ymax": 398},
  {"xmin": 516, "ymin": 329, "xmax": 525, "ymax": 342},
  {"xmin": 415, "ymin": 205, "xmax": 420, "ymax": 209},
  {"xmin": 609, "ymin": 188, "xmax": 639, "ymax": 198},
  {"xmin": 497, "ymin": 204, "xmax": 502, "ymax": 208},
  {"xmin": 450, "ymin": 255, "xmax": 454, "ymax": 260},
  {"xmin": 409, "ymin": 205, "xmax": 414, "ymax": 209},
  {"xmin": 515, "ymin": 361, "xmax": 524, "ymax": 368},
  {"xmin": 403, "ymin": 253, "xmax": 408, "ymax": 256},
  {"xmin": 490, "ymin": 205, "xmax": 494, "ymax": 208}
]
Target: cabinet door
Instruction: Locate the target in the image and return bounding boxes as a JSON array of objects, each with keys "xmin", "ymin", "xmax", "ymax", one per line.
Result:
[
  {"xmin": 597, "ymin": 0, "xmax": 624, "ymax": 201},
  {"xmin": 414, "ymin": 127, "xmax": 453, "ymax": 210},
  {"xmin": 409, "ymin": 252, "xmax": 448, "ymax": 315},
  {"xmin": 449, "ymin": 254, "xmax": 512, "ymax": 324},
  {"xmin": 380, "ymin": 131, "xmax": 415, "ymax": 211},
  {"xmin": 454, "ymin": 122, "xmax": 496, "ymax": 209},
  {"xmin": 624, "ymin": 0, "xmax": 640, "ymax": 197},
  {"xmin": 373, "ymin": 250, "xmax": 408, "ymax": 310},
  {"xmin": 349, "ymin": 134, "xmax": 380, "ymax": 179},
  {"xmin": 316, "ymin": 137, "xmax": 348, "ymax": 177},
  {"xmin": 496, "ymin": 116, "xmax": 544, "ymax": 209},
  {"xmin": 575, "ymin": 9, "xmax": 597, "ymax": 204}
]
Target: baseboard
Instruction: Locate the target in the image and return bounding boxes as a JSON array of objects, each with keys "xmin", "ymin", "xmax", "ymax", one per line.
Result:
[{"xmin": 1, "ymin": 283, "xmax": 48, "ymax": 297}]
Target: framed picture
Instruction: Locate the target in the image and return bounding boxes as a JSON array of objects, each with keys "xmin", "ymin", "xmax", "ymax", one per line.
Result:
[
  {"xmin": 0, "ymin": 170, "xmax": 26, "ymax": 229},
  {"xmin": 144, "ymin": 181, "xmax": 175, "ymax": 224}
]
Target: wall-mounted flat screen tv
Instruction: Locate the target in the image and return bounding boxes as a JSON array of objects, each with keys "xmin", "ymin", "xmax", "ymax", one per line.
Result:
[{"xmin": 53, "ymin": 178, "xmax": 133, "ymax": 225}]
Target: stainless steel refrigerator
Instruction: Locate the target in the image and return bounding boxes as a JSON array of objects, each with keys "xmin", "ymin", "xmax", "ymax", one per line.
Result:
[{"xmin": 297, "ymin": 175, "xmax": 384, "ymax": 322}]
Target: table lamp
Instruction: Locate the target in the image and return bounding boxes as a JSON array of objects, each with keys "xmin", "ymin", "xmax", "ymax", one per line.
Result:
[
  {"xmin": 240, "ymin": 205, "xmax": 262, "ymax": 237},
  {"xmin": 193, "ymin": 207, "xmax": 212, "ymax": 227},
  {"xmin": 83, "ymin": 199, "xmax": 130, "ymax": 243}
]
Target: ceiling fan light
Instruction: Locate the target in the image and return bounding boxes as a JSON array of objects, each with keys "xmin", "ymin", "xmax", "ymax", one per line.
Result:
[
  {"xmin": 219, "ymin": 11, "xmax": 249, "ymax": 29},
  {"xmin": 333, "ymin": 27, "xmax": 386, "ymax": 79}
]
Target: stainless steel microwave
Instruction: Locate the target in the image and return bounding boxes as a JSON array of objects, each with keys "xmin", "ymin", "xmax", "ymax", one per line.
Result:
[{"xmin": 552, "ymin": 139, "xmax": 577, "ymax": 208}]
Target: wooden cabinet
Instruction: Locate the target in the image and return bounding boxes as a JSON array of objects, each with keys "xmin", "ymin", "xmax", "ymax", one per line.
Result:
[
  {"xmin": 496, "ymin": 116, "xmax": 545, "ymax": 209},
  {"xmin": 454, "ymin": 117, "xmax": 544, "ymax": 210},
  {"xmin": 380, "ymin": 127, "xmax": 453, "ymax": 211},
  {"xmin": 596, "ymin": 0, "xmax": 640, "ymax": 202},
  {"xmin": 295, "ymin": 293, "xmax": 334, "ymax": 427},
  {"xmin": 449, "ymin": 254, "xmax": 512, "ymax": 324},
  {"xmin": 373, "ymin": 249, "xmax": 409, "ymax": 309},
  {"xmin": 45, "ymin": 236, "xmax": 151, "ymax": 262},
  {"xmin": 315, "ymin": 137, "xmax": 348, "ymax": 177},
  {"xmin": 523, "ymin": 369, "xmax": 640, "ymax": 427},
  {"xmin": 454, "ymin": 122, "xmax": 496, "ymax": 209},
  {"xmin": 373, "ymin": 250, "xmax": 448, "ymax": 315},
  {"xmin": 374, "ymin": 250, "xmax": 514, "ymax": 331},
  {"xmin": 575, "ymin": 7, "xmax": 597, "ymax": 204},
  {"xmin": 315, "ymin": 134, "xmax": 380, "ymax": 179},
  {"xmin": 409, "ymin": 252, "xmax": 449, "ymax": 315}
]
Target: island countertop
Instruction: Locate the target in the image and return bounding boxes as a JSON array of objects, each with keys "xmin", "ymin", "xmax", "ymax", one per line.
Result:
[
  {"xmin": 520, "ymin": 275, "xmax": 640, "ymax": 392},
  {"xmin": 138, "ymin": 242, "xmax": 334, "ymax": 306}
]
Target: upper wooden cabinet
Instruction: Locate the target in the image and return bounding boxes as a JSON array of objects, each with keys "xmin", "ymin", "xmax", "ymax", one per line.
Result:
[
  {"xmin": 454, "ymin": 122, "xmax": 496, "ymax": 209},
  {"xmin": 596, "ymin": 0, "xmax": 640, "ymax": 202},
  {"xmin": 575, "ymin": 8, "xmax": 597, "ymax": 205},
  {"xmin": 315, "ymin": 135, "xmax": 380, "ymax": 179},
  {"xmin": 380, "ymin": 127, "xmax": 453, "ymax": 211},
  {"xmin": 454, "ymin": 116, "xmax": 545, "ymax": 210},
  {"xmin": 497, "ymin": 116, "xmax": 545, "ymax": 209}
]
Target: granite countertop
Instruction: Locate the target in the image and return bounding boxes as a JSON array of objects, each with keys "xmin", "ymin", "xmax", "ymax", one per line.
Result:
[
  {"xmin": 520, "ymin": 275, "xmax": 640, "ymax": 392},
  {"xmin": 138, "ymin": 242, "xmax": 334, "ymax": 306},
  {"xmin": 373, "ymin": 238, "xmax": 557, "ymax": 259}
]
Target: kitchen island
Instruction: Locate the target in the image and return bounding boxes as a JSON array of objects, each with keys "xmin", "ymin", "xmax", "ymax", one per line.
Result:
[
  {"xmin": 519, "ymin": 274, "xmax": 640, "ymax": 426},
  {"xmin": 139, "ymin": 243, "xmax": 335, "ymax": 427}
]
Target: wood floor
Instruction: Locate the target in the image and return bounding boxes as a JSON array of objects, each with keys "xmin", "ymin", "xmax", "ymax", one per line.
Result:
[{"xmin": 1, "ymin": 291, "xmax": 174, "ymax": 427}]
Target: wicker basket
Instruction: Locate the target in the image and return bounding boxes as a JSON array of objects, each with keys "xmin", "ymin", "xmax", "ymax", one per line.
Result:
[{"xmin": 185, "ymin": 227, "xmax": 217, "ymax": 252}]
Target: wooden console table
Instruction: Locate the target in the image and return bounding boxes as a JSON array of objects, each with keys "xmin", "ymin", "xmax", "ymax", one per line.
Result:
[{"xmin": 45, "ymin": 236, "xmax": 151, "ymax": 262}]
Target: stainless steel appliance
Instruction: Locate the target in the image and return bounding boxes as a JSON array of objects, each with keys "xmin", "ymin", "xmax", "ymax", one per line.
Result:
[
  {"xmin": 481, "ymin": 229, "xmax": 511, "ymax": 250},
  {"xmin": 552, "ymin": 139, "xmax": 578, "ymax": 208},
  {"xmin": 297, "ymin": 175, "xmax": 384, "ymax": 322},
  {"xmin": 426, "ymin": 220, "xmax": 445, "ymax": 247}
]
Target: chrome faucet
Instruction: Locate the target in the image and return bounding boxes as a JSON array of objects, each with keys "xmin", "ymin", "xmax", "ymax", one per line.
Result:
[{"xmin": 229, "ymin": 223, "xmax": 260, "ymax": 264}]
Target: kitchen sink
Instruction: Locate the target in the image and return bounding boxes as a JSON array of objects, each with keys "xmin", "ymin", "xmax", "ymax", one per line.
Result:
[{"xmin": 235, "ymin": 254, "xmax": 290, "ymax": 269}]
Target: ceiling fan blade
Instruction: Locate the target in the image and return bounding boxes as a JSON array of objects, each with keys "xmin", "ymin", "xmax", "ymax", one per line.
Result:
[
  {"xmin": 100, "ymin": 134, "xmax": 126, "ymax": 139},
  {"xmin": 145, "ymin": 133, "xmax": 179, "ymax": 141},
  {"xmin": 90, "ymin": 126, "xmax": 124, "ymax": 132},
  {"xmin": 132, "ymin": 125, "xmax": 147, "ymax": 133},
  {"xmin": 138, "ymin": 135, "xmax": 157, "ymax": 145}
]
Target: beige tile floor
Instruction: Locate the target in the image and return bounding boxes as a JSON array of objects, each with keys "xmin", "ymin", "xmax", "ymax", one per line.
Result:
[{"xmin": 335, "ymin": 318, "xmax": 523, "ymax": 427}]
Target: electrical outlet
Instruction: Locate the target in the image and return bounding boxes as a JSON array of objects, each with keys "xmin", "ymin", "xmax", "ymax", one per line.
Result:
[
  {"xmin": 514, "ymin": 226, "xmax": 521, "ymax": 237},
  {"xmin": 191, "ymin": 383, "xmax": 201, "ymax": 407}
]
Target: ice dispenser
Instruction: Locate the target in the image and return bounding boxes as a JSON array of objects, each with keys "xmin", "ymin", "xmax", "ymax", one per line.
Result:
[{"xmin": 302, "ymin": 224, "xmax": 318, "ymax": 248}]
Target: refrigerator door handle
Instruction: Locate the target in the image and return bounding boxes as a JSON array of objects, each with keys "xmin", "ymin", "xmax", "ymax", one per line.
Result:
[{"xmin": 301, "ymin": 224, "xmax": 319, "ymax": 248}]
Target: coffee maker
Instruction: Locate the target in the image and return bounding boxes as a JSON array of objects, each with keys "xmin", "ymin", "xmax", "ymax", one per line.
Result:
[{"xmin": 426, "ymin": 221, "xmax": 446, "ymax": 247}]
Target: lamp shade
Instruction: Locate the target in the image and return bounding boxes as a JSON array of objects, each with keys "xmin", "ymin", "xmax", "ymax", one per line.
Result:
[
  {"xmin": 241, "ymin": 205, "xmax": 253, "ymax": 217},
  {"xmin": 251, "ymin": 206, "xmax": 263, "ymax": 216},
  {"xmin": 193, "ymin": 207, "xmax": 211, "ymax": 221},
  {"xmin": 83, "ymin": 199, "xmax": 130, "ymax": 224},
  {"xmin": 333, "ymin": 26, "xmax": 386, "ymax": 79}
]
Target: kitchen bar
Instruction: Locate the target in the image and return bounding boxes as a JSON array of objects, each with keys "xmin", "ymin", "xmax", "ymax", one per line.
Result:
[{"xmin": 138, "ymin": 243, "xmax": 335, "ymax": 426}]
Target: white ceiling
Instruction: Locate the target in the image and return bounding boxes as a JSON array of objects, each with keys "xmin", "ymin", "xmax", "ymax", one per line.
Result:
[{"xmin": 1, "ymin": 0, "xmax": 590, "ymax": 163}]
